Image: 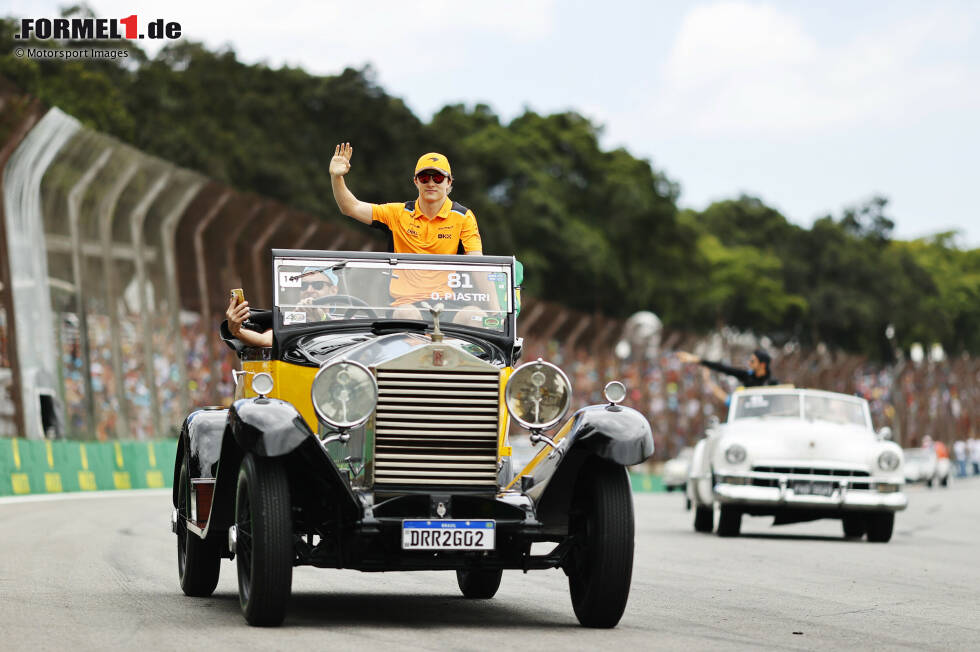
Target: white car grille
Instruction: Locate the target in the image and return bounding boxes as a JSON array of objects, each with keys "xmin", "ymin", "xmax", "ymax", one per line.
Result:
[
  {"xmin": 373, "ymin": 369, "xmax": 500, "ymax": 490},
  {"xmin": 750, "ymin": 465, "xmax": 871, "ymax": 489}
]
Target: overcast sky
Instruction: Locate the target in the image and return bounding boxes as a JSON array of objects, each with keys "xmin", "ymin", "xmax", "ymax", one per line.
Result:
[{"xmin": 7, "ymin": 0, "xmax": 980, "ymax": 245}]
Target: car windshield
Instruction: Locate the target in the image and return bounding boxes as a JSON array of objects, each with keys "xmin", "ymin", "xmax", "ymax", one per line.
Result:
[
  {"xmin": 732, "ymin": 393, "xmax": 800, "ymax": 420},
  {"xmin": 803, "ymin": 395, "xmax": 868, "ymax": 427},
  {"xmin": 273, "ymin": 254, "xmax": 513, "ymax": 334}
]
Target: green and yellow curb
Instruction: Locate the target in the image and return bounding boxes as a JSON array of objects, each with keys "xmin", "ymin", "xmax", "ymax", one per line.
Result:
[{"xmin": 0, "ymin": 438, "xmax": 176, "ymax": 497}]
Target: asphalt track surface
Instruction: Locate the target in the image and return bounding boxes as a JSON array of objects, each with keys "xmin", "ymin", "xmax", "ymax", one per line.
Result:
[{"xmin": 2, "ymin": 479, "xmax": 979, "ymax": 650}]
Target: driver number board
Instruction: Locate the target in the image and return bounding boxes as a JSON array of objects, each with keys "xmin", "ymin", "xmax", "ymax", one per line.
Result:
[{"xmin": 402, "ymin": 520, "xmax": 495, "ymax": 550}]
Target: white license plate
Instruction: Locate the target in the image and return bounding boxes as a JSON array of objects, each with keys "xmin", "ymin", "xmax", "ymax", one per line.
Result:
[
  {"xmin": 793, "ymin": 481, "xmax": 834, "ymax": 496},
  {"xmin": 401, "ymin": 520, "xmax": 495, "ymax": 550}
]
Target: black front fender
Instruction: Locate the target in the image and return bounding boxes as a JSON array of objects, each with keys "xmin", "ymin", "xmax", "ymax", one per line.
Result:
[
  {"xmin": 172, "ymin": 407, "xmax": 229, "ymax": 507},
  {"xmin": 526, "ymin": 404, "xmax": 653, "ymax": 528},
  {"xmin": 228, "ymin": 397, "xmax": 315, "ymax": 456},
  {"xmin": 562, "ymin": 404, "xmax": 654, "ymax": 466},
  {"xmin": 175, "ymin": 398, "xmax": 362, "ymax": 541}
]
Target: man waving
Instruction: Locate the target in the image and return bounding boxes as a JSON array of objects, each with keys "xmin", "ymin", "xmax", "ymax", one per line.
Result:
[{"xmin": 329, "ymin": 143, "xmax": 483, "ymax": 256}]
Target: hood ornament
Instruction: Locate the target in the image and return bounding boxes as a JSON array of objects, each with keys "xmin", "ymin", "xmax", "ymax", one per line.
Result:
[{"xmin": 421, "ymin": 301, "xmax": 445, "ymax": 342}]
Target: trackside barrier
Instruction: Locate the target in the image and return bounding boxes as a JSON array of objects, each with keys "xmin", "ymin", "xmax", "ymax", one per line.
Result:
[
  {"xmin": 629, "ymin": 472, "xmax": 665, "ymax": 493},
  {"xmin": 0, "ymin": 438, "xmax": 176, "ymax": 497},
  {"xmin": 0, "ymin": 438, "xmax": 662, "ymax": 496}
]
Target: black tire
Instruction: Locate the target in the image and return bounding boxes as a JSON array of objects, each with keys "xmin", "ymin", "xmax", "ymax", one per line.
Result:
[
  {"xmin": 685, "ymin": 495, "xmax": 692, "ymax": 511},
  {"xmin": 842, "ymin": 514, "xmax": 867, "ymax": 539},
  {"xmin": 940, "ymin": 475, "xmax": 949, "ymax": 487},
  {"xmin": 235, "ymin": 453, "xmax": 294, "ymax": 626},
  {"xmin": 456, "ymin": 569, "xmax": 503, "ymax": 599},
  {"xmin": 866, "ymin": 512, "xmax": 895, "ymax": 543},
  {"xmin": 716, "ymin": 505, "xmax": 742, "ymax": 537},
  {"xmin": 176, "ymin": 460, "xmax": 221, "ymax": 597},
  {"xmin": 694, "ymin": 505, "xmax": 713, "ymax": 532},
  {"xmin": 926, "ymin": 478, "xmax": 933, "ymax": 488},
  {"xmin": 566, "ymin": 459, "xmax": 634, "ymax": 629}
]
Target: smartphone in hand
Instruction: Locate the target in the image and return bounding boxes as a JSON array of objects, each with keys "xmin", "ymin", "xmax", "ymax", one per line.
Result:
[{"xmin": 231, "ymin": 288, "xmax": 245, "ymax": 305}]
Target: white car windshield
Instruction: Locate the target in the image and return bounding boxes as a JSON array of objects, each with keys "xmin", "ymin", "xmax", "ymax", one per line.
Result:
[
  {"xmin": 803, "ymin": 395, "xmax": 868, "ymax": 427},
  {"xmin": 274, "ymin": 255, "xmax": 513, "ymax": 333},
  {"xmin": 732, "ymin": 393, "xmax": 800, "ymax": 420}
]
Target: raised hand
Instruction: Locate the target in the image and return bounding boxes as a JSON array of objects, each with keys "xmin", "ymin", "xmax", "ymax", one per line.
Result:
[
  {"xmin": 329, "ymin": 142, "xmax": 353, "ymax": 177},
  {"xmin": 677, "ymin": 351, "xmax": 700, "ymax": 364}
]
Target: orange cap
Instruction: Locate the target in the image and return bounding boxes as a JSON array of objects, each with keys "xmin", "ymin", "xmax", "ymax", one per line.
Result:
[{"xmin": 415, "ymin": 152, "xmax": 451, "ymax": 177}]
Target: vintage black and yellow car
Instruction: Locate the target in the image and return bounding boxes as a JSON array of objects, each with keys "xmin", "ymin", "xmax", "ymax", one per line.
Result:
[{"xmin": 171, "ymin": 250, "xmax": 653, "ymax": 627}]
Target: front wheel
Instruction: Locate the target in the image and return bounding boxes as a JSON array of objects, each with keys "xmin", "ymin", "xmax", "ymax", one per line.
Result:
[
  {"xmin": 176, "ymin": 460, "xmax": 221, "ymax": 597},
  {"xmin": 716, "ymin": 505, "xmax": 742, "ymax": 537},
  {"xmin": 235, "ymin": 453, "xmax": 294, "ymax": 626},
  {"xmin": 842, "ymin": 514, "xmax": 867, "ymax": 539},
  {"xmin": 566, "ymin": 459, "xmax": 635, "ymax": 628},
  {"xmin": 693, "ymin": 505, "xmax": 713, "ymax": 532},
  {"xmin": 866, "ymin": 512, "xmax": 895, "ymax": 543},
  {"xmin": 456, "ymin": 569, "xmax": 502, "ymax": 599}
]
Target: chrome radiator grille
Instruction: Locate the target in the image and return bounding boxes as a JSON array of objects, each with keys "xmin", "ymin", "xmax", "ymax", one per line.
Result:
[
  {"xmin": 374, "ymin": 369, "xmax": 501, "ymax": 489},
  {"xmin": 752, "ymin": 465, "xmax": 870, "ymax": 477},
  {"xmin": 750, "ymin": 465, "xmax": 871, "ymax": 489}
]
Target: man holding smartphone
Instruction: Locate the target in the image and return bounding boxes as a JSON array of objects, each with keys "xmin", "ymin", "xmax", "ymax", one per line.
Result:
[{"xmin": 225, "ymin": 269, "xmax": 338, "ymax": 348}]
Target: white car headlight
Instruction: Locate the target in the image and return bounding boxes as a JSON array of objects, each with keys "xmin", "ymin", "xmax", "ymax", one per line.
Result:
[
  {"xmin": 724, "ymin": 444, "xmax": 747, "ymax": 465},
  {"xmin": 878, "ymin": 450, "xmax": 901, "ymax": 472},
  {"xmin": 311, "ymin": 361, "xmax": 377, "ymax": 429},
  {"xmin": 505, "ymin": 359, "xmax": 572, "ymax": 430}
]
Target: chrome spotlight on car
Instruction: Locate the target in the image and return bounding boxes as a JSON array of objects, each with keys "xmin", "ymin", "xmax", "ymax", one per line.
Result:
[
  {"xmin": 603, "ymin": 381, "xmax": 627, "ymax": 406},
  {"xmin": 311, "ymin": 361, "xmax": 377, "ymax": 433},
  {"xmin": 251, "ymin": 372, "xmax": 274, "ymax": 398}
]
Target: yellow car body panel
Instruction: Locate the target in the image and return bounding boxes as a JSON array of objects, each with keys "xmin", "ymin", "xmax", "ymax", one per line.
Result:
[{"xmin": 241, "ymin": 360, "xmax": 318, "ymax": 431}]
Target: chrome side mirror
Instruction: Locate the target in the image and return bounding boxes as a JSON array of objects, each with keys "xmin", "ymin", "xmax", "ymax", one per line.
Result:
[{"xmin": 877, "ymin": 426, "xmax": 893, "ymax": 441}]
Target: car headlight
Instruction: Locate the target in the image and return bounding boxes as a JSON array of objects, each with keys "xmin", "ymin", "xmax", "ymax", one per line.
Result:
[
  {"xmin": 311, "ymin": 361, "xmax": 377, "ymax": 429},
  {"xmin": 505, "ymin": 359, "xmax": 572, "ymax": 429},
  {"xmin": 724, "ymin": 444, "xmax": 747, "ymax": 465},
  {"xmin": 878, "ymin": 450, "xmax": 901, "ymax": 472}
]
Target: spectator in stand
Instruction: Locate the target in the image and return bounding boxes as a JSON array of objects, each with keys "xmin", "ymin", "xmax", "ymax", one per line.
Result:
[{"xmin": 953, "ymin": 439, "xmax": 968, "ymax": 477}]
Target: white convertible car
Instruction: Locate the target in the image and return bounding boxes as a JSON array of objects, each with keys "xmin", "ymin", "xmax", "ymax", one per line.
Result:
[{"xmin": 686, "ymin": 387, "xmax": 907, "ymax": 542}]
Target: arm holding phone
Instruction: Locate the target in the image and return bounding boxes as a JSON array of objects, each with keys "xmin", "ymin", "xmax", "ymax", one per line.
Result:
[{"xmin": 226, "ymin": 289, "xmax": 273, "ymax": 348}]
